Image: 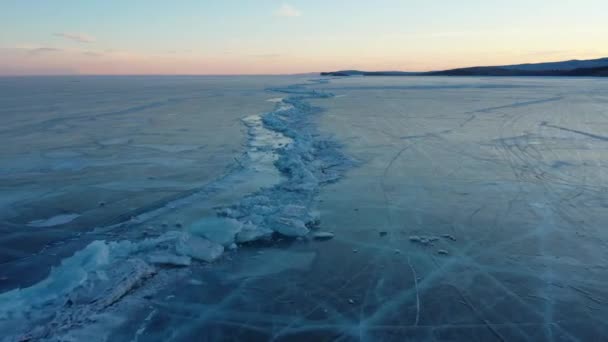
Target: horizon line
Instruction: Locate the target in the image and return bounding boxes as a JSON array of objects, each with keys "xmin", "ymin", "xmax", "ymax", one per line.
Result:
[
  {"xmin": 0, "ymin": 73, "xmax": 321, "ymax": 77},
  {"xmin": 3, "ymin": 56, "xmax": 607, "ymax": 78}
]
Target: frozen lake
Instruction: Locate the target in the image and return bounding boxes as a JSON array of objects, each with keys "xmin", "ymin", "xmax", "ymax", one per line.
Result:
[{"xmin": 1, "ymin": 76, "xmax": 608, "ymax": 341}]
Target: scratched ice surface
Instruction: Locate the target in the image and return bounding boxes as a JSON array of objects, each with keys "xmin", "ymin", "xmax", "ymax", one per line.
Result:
[{"xmin": 1, "ymin": 76, "xmax": 608, "ymax": 341}]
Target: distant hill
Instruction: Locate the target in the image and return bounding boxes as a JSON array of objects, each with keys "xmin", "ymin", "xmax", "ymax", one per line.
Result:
[
  {"xmin": 321, "ymin": 57, "xmax": 608, "ymax": 77},
  {"xmin": 428, "ymin": 65, "xmax": 608, "ymax": 77},
  {"xmin": 500, "ymin": 57, "xmax": 608, "ymax": 71}
]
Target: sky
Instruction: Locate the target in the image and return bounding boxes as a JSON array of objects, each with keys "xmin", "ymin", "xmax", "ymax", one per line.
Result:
[{"xmin": 1, "ymin": 0, "xmax": 608, "ymax": 75}]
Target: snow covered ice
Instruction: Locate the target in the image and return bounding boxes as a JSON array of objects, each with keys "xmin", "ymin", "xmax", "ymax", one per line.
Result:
[{"xmin": 1, "ymin": 75, "xmax": 608, "ymax": 341}]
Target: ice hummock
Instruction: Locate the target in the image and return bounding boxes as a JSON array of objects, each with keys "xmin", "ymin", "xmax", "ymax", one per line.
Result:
[
  {"xmin": 0, "ymin": 230, "xmax": 225, "ymax": 337},
  {"xmin": 217, "ymin": 81, "xmax": 353, "ymax": 241}
]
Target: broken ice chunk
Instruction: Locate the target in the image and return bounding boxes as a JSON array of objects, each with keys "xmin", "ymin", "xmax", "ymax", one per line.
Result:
[
  {"xmin": 441, "ymin": 234, "xmax": 457, "ymax": 241},
  {"xmin": 235, "ymin": 223, "xmax": 273, "ymax": 243},
  {"xmin": 91, "ymin": 259, "xmax": 156, "ymax": 309},
  {"xmin": 269, "ymin": 217, "xmax": 310, "ymax": 237},
  {"xmin": 306, "ymin": 210, "xmax": 321, "ymax": 228},
  {"xmin": 148, "ymin": 254, "xmax": 192, "ymax": 267},
  {"xmin": 188, "ymin": 217, "xmax": 242, "ymax": 246},
  {"xmin": 69, "ymin": 258, "xmax": 156, "ymax": 309},
  {"xmin": 313, "ymin": 232, "xmax": 335, "ymax": 240},
  {"xmin": 280, "ymin": 204, "xmax": 308, "ymax": 217},
  {"xmin": 251, "ymin": 204, "xmax": 277, "ymax": 216},
  {"xmin": 409, "ymin": 235, "xmax": 422, "ymax": 243},
  {"xmin": 409, "ymin": 235, "xmax": 440, "ymax": 246},
  {"xmin": 176, "ymin": 234, "xmax": 224, "ymax": 262}
]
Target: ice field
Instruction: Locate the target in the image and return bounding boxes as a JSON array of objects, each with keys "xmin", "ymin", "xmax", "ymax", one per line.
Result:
[{"xmin": 1, "ymin": 75, "xmax": 608, "ymax": 341}]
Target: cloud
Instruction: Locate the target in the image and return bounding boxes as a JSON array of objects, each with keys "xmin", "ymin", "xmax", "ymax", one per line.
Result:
[
  {"xmin": 274, "ymin": 4, "xmax": 301, "ymax": 17},
  {"xmin": 54, "ymin": 32, "xmax": 96, "ymax": 43},
  {"xmin": 28, "ymin": 47, "xmax": 62, "ymax": 55}
]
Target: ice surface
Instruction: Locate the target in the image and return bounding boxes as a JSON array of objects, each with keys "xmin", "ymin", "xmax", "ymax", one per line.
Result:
[
  {"xmin": 122, "ymin": 76, "xmax": 608, "ymax": 341},
  {"xmin": 2, "ymin": 76, "xmax": 608, "ymax": 341},
  {"xmin": 225, "ymin": 249, "xmax": 316, "ymax": 281},
  {"xmin": 133, "ymin": 144, "xmax": 201, "ymax": 153},
  {"xmin": 98, "ymin": 137, "xmax": 131, "ymax": 146},
  {"xmin": 0, "ymin": 75, "xmax": 290, "ymax": 230}
]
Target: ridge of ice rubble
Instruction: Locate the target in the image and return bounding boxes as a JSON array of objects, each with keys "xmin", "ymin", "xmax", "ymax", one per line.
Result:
[
  {"xmin": 217, "ymin": 80, "xmax": 352, "ymax": 242},
  {"xmin": 0, "ymin": 231, "xmax": 222, "ymax": 321}
]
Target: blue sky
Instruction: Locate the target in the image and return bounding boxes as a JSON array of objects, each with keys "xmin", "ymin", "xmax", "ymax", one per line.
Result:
[{"xmin": 1, "ymin": 1, "xmax": 607, "ymax": 74}]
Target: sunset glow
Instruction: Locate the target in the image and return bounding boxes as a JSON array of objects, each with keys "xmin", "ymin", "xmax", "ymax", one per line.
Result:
[{"xmin": 2, "ymin": 0, "xmax": 608, "ymax": 75}]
